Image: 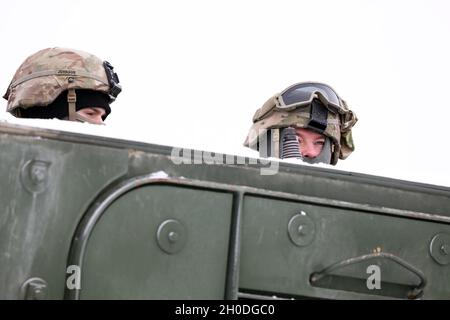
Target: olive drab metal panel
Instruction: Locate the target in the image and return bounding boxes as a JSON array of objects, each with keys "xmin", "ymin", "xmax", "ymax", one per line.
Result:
[
  {"xmin": 75, "ymin": 186, "xmax": 232, "ymax": 299},
  {"xmin": 239, "ymin": 196, "xmax": 449, "ymax": 299},
  {"xmin": 0, "ymin": 127, "xmax": 128, "ymax": 300},
  {"xmin": 0, "ymin": 122, "xmax": 449, "ymax": 300}
]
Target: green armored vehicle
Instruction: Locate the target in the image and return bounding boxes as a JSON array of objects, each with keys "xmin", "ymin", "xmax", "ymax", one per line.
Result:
[
  {"xmin": 1, "ymin": 47, "xmax": 449, "ymax": 300},
  {"xmin": 1, "ymin": 121, "xmax": 449, "ymax": 300}
]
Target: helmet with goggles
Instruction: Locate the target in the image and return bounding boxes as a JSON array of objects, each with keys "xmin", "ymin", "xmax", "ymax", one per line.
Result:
[
  {"xmin": 3, "ymin": 47, "xmax": 121, "ymax": 123},
  {"xmin": 243, "ymin": 82, "xmax": 358, "ymax": 165}
]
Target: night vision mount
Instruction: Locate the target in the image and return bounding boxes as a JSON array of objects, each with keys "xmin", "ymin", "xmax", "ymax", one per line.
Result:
[{"xmin": 103, "ymin": 61, "xmax": 122, "ymax": 102}]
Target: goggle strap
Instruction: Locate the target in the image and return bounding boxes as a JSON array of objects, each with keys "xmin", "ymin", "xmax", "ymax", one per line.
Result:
[{"xmin": 254, "ymin": 93, "xmax": 350, "ymax": 124}]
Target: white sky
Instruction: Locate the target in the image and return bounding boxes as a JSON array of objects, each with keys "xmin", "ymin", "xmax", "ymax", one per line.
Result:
[{"xmin": 1, "ymin": 0, "xmax": 450, "ymax": 187}]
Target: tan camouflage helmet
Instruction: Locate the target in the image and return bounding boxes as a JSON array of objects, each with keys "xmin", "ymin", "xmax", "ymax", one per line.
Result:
[
  {"xmin": 244, "ymin": 82, "xmax": 358, "ymax": 165},
  {"xmin": 3, "ymin": 47, "xmax": 121, "ymax": 121}
]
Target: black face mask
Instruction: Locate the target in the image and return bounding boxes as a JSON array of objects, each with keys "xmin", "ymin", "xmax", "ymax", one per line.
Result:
[{"xmin": 18, "ymin": 89, "xmax": 111, "ymax": 120}]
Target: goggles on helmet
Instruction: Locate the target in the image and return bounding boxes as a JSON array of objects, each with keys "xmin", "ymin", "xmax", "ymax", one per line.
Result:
[
  {"xmin": 253, "ymin": 82, "xmax": 350, "ymax": 124},
  {"xmin": 275, "ymin": 82, "xmax": 347, "ymax": 114},
  {"xmin": 253, "ymin": 82, "xmax": 356, "ymax": 135}
]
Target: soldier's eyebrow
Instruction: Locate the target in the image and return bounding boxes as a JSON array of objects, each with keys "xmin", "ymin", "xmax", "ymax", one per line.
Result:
[{"xmin": 296, "ymin": 131, "xmax": 326, "ymax": 141}]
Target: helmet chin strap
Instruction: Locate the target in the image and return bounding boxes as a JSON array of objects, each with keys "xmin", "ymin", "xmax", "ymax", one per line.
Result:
[
  {"xmin": 67, "ymin": 89, "xmax": 77, "ymax": 121},
  {"xmin": 66, "ymin": 89, "xmax": 104, "ymax": 125}
]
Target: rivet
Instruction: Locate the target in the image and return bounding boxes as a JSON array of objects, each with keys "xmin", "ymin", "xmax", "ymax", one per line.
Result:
[
  {"xmin": 156, "ymin": 219, "xmax": 187, "ymax": 254},
  {"xmin": 429, "ymin": 233, "xmax": 450, "ymax": 265},
  {"xmin": 20, "ymin": 160, "xmax": 51, "ymax": 194},
  {"xmin": 288, "ymin": 212, "xmax": 315, "ymax": 247},
  {"xmin": 297, "ymin": 225, "xmax": 308, "ymax": 236},
  {"xmin": 168, "ymin": 231, "xmax": 179, "ymax": 243}
]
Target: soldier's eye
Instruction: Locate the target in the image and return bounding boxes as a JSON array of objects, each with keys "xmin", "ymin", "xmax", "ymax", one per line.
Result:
[{"xmin": 315, "ymin": 140, "xmax": 325, "ymax": 146}]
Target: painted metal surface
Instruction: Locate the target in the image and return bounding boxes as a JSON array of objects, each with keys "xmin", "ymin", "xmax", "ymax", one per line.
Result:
[{"xmin": 1, "ymin": 122, "xmax": 449, "ymax": 299}]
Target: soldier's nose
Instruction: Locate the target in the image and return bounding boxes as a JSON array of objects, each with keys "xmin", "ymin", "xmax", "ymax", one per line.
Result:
[
  {"xmin": 301, "ymin": 145, "xmax": 320, "ymax": 158},
  {"xmin": 93, "ymin": 115, "xmax": 104, "ymax": 124}
]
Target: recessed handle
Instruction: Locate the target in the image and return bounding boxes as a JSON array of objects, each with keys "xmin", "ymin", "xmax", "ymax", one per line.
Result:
[{"xmin": 310, "ymin": 252, "xmax": 427, "ymax": 299}]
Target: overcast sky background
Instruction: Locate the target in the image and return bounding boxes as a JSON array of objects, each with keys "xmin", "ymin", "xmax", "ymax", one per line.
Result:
[{"xmin": 1, "ymin": 0, "xmax": 449, "ymax": 187}]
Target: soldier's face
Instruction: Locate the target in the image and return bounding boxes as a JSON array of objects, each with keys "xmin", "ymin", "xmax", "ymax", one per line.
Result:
[
  {"xmin": 77, "ymin": 107, "xmax": 106, "ymax": 124},
  {"xmin": 295, "ymin": 128, "xmax": 326, "ymax": 158}
]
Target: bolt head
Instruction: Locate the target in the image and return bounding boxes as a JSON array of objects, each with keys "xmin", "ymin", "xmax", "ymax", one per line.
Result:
[
  {"xmin": 168, "ymin": 231, "xmax": 179, "ymax": 243},
  {"xmin": 297, "ymin": 224, "xmax": 308, "ymax": 236}
]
